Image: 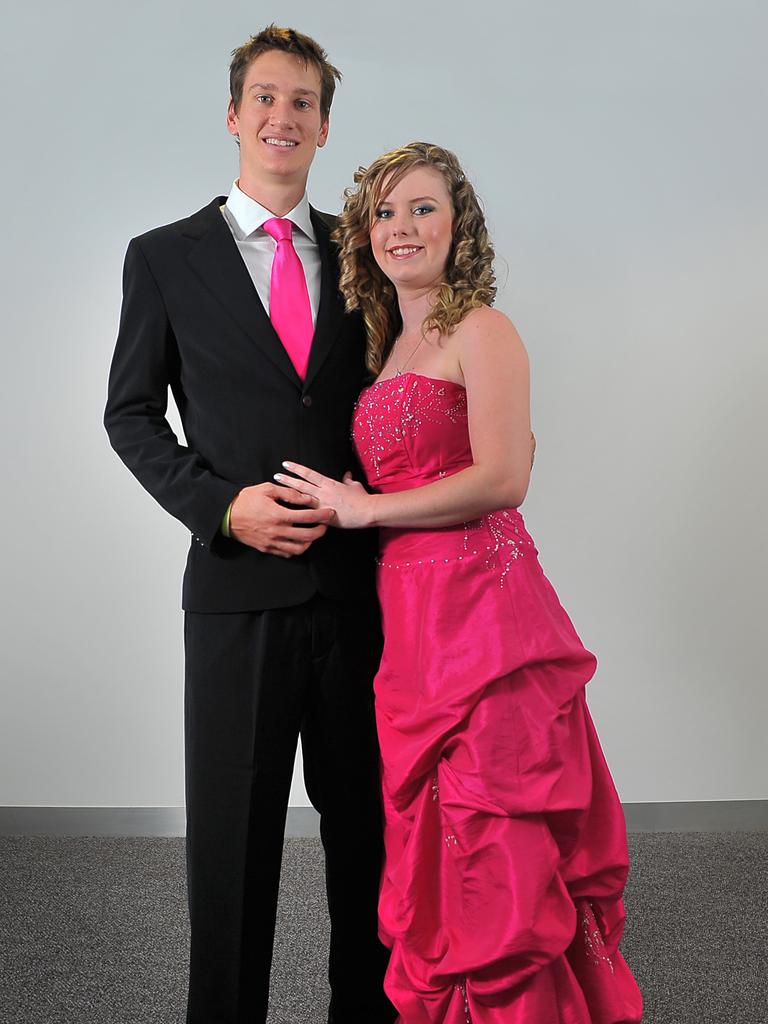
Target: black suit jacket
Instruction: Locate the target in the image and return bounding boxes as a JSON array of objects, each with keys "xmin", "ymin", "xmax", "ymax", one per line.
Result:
[{"xmin": 104, "ymin": 197, "xmax": 377, "ymax": 612}]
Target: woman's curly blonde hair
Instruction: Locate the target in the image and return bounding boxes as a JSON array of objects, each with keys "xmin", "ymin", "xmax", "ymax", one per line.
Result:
[{"xmin": 332, "ymin": 142, "xmax": 496, "ymax": 376}]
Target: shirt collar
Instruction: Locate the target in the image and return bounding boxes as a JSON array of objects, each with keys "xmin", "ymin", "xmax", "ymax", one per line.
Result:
[{"xmin": 224, "ymin": 181, "xmax": 316, "ymax": 242}]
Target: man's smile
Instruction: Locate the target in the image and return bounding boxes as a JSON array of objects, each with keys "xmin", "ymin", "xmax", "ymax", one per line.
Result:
[{"xmin": 262, "ymin": 136, "xmax": 299, "ymax": 148}]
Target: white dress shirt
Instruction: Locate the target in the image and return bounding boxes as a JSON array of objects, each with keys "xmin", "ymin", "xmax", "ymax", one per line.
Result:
[{"xmin": 221, "ymin": 182, "xmax": 321, "ymax": 327}]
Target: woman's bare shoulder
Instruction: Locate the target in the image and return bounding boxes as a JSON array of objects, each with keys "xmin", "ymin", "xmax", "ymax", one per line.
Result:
[{"xmin": 455, "ymin": 305, "xmax": 526, "ymax": 359}]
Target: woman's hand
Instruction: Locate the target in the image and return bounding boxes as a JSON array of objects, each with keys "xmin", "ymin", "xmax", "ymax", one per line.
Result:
[{"xmin": 275, "ymin": 462, "xmax": 375, "ymax": 529}]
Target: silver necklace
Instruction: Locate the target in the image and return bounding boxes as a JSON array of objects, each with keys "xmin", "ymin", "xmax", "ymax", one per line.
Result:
[{"xmin": 393, "ymin": 334, "xmax": 425, "ymax": 376}]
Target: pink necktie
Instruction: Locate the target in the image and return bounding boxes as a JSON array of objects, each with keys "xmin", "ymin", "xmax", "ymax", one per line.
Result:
[{"xmin": 262, "ymin": 217, "xmax": 314, "ymax": 379}]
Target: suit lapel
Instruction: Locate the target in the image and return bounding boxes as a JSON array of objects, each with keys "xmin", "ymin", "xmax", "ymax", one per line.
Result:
[
  {"xmin": 184, "ymin": 198, "xmax": 302, "ymax": 386},
  {"xmin": 304, "ymin": 207, "xmax": 346, "ymax": 389},
  {"xmin": 183, "ymin": 198, "xmax": 346, "ymax": 390}
]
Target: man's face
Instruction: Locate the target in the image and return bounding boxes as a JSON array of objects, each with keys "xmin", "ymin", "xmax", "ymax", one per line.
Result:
[{"xmin": 227, "ymin": 50, "xmax": 329, "ymax": 191}]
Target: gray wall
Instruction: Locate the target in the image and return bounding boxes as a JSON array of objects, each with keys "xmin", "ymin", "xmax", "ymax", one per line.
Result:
[{"xmin": 1, "ymin": 1, "xmax": 765, "ymax": 809}]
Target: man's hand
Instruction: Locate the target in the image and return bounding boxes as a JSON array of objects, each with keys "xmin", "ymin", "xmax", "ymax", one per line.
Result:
[{"xmin": 229, "ymin": 482, "xmax": 334, "ymax": 557}]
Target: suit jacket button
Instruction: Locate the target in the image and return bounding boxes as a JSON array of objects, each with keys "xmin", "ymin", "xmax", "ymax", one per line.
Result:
[{"xmin": 302, "ymin": 395, "xmax": 312, "ymax": 407}]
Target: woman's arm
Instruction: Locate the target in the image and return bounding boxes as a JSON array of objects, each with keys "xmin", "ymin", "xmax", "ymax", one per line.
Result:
[{"xmin": 278, "ymin": 308, "xmax": 533, "ymax": 530}]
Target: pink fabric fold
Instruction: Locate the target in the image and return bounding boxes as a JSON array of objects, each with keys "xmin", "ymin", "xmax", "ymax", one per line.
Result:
[{"xmin": 352, "ymin": 373, "xmax": 643, "ymax": 1023}]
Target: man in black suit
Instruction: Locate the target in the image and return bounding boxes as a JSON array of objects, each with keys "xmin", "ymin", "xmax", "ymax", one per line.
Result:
[{"xmin": 104, "ymin": 26, "xmax": 394, "ymax": 1024}]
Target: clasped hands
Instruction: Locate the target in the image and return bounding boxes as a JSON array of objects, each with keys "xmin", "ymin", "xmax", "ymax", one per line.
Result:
[
  {"xmin": 231, "ymin": 431, "xmax": 536, "ymax": 556},
  {"xmin": 275, "ymin": 462, "xmax": 373, "ymax": 529},
  {"xmin": 228, "ymin": 463, "xmax": 370, "ymax": 557}
]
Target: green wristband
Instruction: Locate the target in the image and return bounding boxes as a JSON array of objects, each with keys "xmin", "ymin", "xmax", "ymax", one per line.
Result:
[{"xmin": 221, "ymin": 502, "xmax": 233, "ymax": 538}]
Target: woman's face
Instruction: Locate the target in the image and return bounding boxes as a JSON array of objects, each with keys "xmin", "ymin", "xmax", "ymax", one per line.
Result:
[{"xmin": 369, "ymin": 166, "xmax": 454, "ymax": 292}]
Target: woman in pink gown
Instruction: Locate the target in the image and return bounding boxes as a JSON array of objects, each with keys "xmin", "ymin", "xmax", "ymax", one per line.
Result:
[{"xmin": 278, "ymin": 143, "xmax": 643, "ymax": 1023}]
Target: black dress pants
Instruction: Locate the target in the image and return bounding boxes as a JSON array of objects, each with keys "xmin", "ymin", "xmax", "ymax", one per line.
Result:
[{"xmin": 184, "ymin": 593, "xmax": 396, "ymax": 1024}]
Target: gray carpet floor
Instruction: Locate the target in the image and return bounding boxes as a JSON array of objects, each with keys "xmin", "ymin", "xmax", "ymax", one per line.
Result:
[{"xmin": 1, "ymin": 833, "xmax": 766, "ymax": 1024}]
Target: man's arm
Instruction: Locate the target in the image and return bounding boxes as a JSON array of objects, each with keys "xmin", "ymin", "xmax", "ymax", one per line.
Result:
[
  {"xmin": 104, "ymin": 238, "xmax": 332, "ymax": 555},
  {"xmin": 104, "ymin": 238, "xmax": 239, "ymax": 548}
]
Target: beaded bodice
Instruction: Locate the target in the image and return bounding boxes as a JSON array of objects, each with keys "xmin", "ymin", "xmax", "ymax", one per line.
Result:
[
  {"xmin": 352, "ymin": 372, "xmax": 536, "ymax": 583},
  {"xmin": 352, "ymin": 373, "xmax": 472, "ymax": 493}
]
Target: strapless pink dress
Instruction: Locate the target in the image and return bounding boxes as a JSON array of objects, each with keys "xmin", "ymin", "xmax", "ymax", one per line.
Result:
[{"xmin": 352, "ymin": 373, "xmax": 643, "ymax": 1024}]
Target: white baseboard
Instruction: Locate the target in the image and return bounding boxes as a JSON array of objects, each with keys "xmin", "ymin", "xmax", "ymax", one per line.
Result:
[{"xmin": 0, "ymin": 801, "xmax": 765, "ymax": 837}]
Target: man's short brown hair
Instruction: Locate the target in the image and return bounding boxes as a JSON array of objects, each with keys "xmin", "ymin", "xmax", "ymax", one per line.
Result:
[{"xmin": 229, "ymin": 25, "xmax": 341, "ymax": 123}]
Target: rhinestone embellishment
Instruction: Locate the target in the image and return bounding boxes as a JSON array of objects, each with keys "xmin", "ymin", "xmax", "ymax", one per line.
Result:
[
  {"xmin": 352, "ymin": 373, "xmax": 468, "ymax": 480},
  {"xmin": 581, "ymin": 903, "xmax": 615, "ymax": 973}
]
